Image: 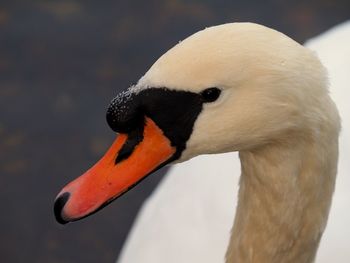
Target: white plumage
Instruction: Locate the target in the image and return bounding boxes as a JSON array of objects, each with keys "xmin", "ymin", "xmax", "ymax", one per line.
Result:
[{"xmin": 118, "ymin": 22, "xmax": 350, "ymax": 263}]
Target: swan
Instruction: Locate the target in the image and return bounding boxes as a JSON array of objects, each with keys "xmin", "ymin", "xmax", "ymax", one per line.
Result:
[
  {"xmin": 54, "ymin": 23, "xmax": 341, "ymax": 263},
  {"xmin": 118, "ymin": 21, "xmax": 350, "ymax": 263}
]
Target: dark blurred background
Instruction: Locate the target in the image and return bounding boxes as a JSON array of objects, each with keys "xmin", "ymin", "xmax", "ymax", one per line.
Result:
[{"xmin": 0, "ymin": 1, "xmax": 349, "ymax": 262}]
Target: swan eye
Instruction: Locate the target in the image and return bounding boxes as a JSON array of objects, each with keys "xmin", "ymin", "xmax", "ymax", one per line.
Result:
[{"xmin": 200, "ymin": 87, "xmax": 221, "ymax": 103}]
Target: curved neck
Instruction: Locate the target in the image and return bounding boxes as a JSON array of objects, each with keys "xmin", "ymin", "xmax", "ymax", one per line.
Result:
[{"xmin": 226, "ymin": 137, "xmax": 338, "ymax": 263}]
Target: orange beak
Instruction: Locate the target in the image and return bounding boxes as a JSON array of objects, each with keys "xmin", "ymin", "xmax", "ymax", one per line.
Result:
[{"xmin": 54, "ymin": 117, "xmax": 176, "ymax": 224}]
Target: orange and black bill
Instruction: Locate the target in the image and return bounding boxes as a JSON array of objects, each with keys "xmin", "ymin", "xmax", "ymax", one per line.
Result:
[
  {"xmin": 54, "ymin": 117, "xmax": 175, "ymax": 224},
  {"xmin": 54, "ymin": 87, "xmax": 205, "ymax": 224}
]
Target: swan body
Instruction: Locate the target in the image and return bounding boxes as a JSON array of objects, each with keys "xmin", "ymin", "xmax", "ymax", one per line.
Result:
[
  {"xmin": 54, "ymin": 23, "xmax": 341, "ymax": 263},
  {"xmin": 117, "ymin": 22, "xmax": 350, "ymax": 263}
]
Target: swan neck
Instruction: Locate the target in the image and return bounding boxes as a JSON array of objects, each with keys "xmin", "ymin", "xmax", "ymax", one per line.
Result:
[{"xmin": 226, "ymin": 138, "xmax": 338, "ymax": 263}]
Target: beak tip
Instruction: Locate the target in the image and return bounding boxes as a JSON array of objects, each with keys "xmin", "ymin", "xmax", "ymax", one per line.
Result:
[{"xmin": 54, "ymin": 192, "xmax": 70, "ymax": 225}]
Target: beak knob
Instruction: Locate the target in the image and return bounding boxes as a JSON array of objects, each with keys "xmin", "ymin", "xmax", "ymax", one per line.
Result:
[{"xmin": 106, "ymin": 91, "xmax": 143, "ymax": 133}]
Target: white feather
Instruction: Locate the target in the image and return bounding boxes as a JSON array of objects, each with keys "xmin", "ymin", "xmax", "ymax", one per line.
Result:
[{"xmin": 118, "ymin": 21, "xmax": 350, "ymax": 263}]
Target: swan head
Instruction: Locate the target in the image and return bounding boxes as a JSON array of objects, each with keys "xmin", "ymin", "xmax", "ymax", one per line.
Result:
[{"xmin": 54, "ymin": 23, "xmax": 339, "ymax": 224}]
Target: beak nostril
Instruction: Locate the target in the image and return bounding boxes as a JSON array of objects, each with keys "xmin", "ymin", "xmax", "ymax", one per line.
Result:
[{"xmin": 54, "ymin": 192, "xmax": 70, "ymax": 224}]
